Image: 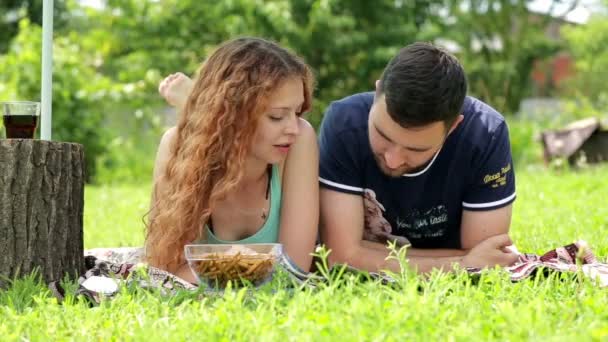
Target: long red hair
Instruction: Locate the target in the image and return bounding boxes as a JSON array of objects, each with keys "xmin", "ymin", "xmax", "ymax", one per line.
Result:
[{"xmin": 145, "ymin": 37, "xmax": 314, "ymax": 272}]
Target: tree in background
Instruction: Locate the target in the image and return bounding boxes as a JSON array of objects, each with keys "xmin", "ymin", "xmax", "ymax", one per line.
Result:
[
  {"xmin": 1, "ymin": 0, "xmax": 587, "ymax": 182},
  {"xmin": 0, "ymin": 19, "xmax": 116, "ymax": 181},
  {"xmin": 561, "ymin": 4, "xmax": 608, "ymax": 108},
  {"xmin": 0, "ymin": 0, "xmax": 67, "ymax": 53},
  {"xmin": 77, "ymin": 0, "xmax": 444, "ymax": 126},
  {"xmin": 88, "ymin": 0, "xmax": 575, "ymax": 117},
  {"xmin": 233, "ymin": 0, "xmax": 446, "ymax": 126},
  {"xmin": 443, "ymin": 0, "xmax": 579, "ymax": 114},
  {"xmin": 54, "ymin": 0, "xmax": 445, "ymax": 181}
]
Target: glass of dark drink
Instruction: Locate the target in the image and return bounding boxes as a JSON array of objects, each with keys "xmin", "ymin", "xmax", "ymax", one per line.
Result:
[{"xmin": 1, "ymin": 101, "xmax": 40, "ymax": 139}]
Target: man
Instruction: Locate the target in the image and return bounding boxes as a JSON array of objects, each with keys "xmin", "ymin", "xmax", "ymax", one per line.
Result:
[{"xmin": 318, "ymin": 42, "xmax": 519, "ymax": 273}]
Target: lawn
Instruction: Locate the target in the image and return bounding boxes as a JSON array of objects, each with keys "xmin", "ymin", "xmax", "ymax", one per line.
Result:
[{"xmin": 1, "ymin": 165, "xmax": 607, "ymax": 341}]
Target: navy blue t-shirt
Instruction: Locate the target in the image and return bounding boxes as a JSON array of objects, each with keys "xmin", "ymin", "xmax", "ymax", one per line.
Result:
[{"xmin": 319, "ymin": 92, "xmax": 516, "ymax": 249}]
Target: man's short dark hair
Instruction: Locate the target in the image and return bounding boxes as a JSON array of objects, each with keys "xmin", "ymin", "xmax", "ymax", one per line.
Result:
[{"xmin": 378, "ymin": 42, "xmax": 467, "ymax": 128}]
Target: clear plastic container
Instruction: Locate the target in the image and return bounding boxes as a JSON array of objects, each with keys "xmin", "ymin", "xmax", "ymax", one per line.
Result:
[{"xmin": 184, "ymin": 243, "xmax": 282, "ymax": 288}]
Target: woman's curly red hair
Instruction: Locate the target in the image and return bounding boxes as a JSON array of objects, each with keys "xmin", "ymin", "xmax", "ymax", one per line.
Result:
[{"xmin": 145, "ymin": 37, "xmax": 314, "ymax": 272}]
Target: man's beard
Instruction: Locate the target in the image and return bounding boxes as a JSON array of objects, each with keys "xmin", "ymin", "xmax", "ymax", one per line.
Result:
[{"xmin": 373, "ymin": 154, "xmax": 432, "ymax": 178}]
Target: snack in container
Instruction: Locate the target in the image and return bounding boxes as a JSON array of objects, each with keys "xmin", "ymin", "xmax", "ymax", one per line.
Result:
[{"xmin": 184, "ymin": 243, "xmax": 282, "ymax": 288}]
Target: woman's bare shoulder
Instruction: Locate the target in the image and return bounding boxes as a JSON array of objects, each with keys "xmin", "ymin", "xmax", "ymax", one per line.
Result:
[
  {"xmin": 279, "ymin": 118, "xmax": 318, "ymax": 176},
  {"xmin": 290, "ymin": 118, "xmax": 317, "ymax": 153},
  {"xmin": 297, "ymin": 118, "xmax": 317, "ymax": 141}
]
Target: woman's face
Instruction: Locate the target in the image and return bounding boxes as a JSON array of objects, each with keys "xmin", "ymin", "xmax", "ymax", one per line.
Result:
[{"xmin": 249, "ymin": 77, "xmax": 305, "ymax": 165}]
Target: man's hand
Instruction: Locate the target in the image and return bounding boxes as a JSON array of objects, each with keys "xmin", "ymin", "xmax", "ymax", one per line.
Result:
[
  {"xmin": 158, "ymin": 72, "xmax": 194, "ymax": 108},
  {"xmin": 461, "ymin": 234, "xmax": 519, "ymax": 269}
]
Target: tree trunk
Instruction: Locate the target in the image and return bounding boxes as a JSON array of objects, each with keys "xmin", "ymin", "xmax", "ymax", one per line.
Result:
[{"xmin": 0, "ymin": 139, "xmax": 85, "ymax": 287}]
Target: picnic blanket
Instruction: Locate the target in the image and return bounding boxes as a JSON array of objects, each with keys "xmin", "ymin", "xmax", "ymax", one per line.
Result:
[
  {"xmin": 48, "ymin": 241, "xmax": 608, "ymax": 306},
  {"xmin": 48, "ymin": 247, "xmax": 312, "ymax": 305},
  {"xmin": 467, "ymin": 241, "xmax": 608, "ymax": 286}
]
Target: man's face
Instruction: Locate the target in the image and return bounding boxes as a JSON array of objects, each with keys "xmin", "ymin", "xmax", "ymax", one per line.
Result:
[{"xmin": 368, "ymin": 95, "xmax": 460, "ymax": 177}]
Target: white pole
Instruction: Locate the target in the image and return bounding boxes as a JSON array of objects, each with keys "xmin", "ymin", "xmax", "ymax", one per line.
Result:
[{"xmin": 41, "ymin": 0, "xmax": 53, "ymax": 140}]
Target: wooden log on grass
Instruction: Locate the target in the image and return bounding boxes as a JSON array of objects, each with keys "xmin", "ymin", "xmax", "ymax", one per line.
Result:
[{"xmin": 0, "ymin": 139, "xmax": 85, "ymax": 287}]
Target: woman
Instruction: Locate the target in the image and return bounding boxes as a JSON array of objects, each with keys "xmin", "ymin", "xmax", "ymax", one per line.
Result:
[{"xmin": 146, "ymin": 37, "xmax": 319, "ymax": 283}]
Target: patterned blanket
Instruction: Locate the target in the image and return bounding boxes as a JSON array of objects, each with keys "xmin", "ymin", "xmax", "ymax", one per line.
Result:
[
  {"xmin": 48, "ymin": 241, "xmax": 607, "ymax": 306},
  {"xmin": 467, "ymin": 241, "xmax": 608, "ymax": 286}
]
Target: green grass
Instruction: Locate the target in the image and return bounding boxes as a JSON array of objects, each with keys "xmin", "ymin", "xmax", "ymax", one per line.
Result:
[
  {"xmin": 511, "ymin": 164, "xmax": 608, "ymax": 256},
  {"xmin": 2, "ymin": 166, "xmax": 608, "ymax": 341},
  {"xmin": 83, "ymin": 184, "xmax": 151, "ymax": 248}
]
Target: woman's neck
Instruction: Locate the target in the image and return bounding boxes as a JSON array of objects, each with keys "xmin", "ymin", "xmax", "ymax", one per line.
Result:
[{"xmin": 241, "ymin": 156, "xmax": 269, "ymax": 185}]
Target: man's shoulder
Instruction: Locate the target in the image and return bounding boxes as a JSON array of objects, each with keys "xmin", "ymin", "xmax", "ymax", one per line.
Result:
[
  {"xmin": 318, "ymin": 92, "xmax": 374, "ymax": 189},
  {"xmin": 461, "ymin": 96, "xmax": 507, "ymax": 134},
  {"xmin": 332, "ymin": 91, "xmax": 375, "ymax": 109},
  {"xmin": 322, "ymin": 92, "xmax": 374, "ymax": 134}
]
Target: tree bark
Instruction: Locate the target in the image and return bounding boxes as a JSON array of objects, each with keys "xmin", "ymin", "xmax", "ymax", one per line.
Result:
[{"xmin": 0, "ymin": 139, "xmax": 85, "ymax": 287}]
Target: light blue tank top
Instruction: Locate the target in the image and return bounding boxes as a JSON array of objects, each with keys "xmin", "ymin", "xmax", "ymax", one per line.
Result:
[{"xmin": 204, "ymin": 164, "xmax": 281, "ymax": 244}]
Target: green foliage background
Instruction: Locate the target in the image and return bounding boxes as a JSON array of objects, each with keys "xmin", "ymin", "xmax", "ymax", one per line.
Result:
[{"xmin": 1, "ymin": 0, "xmax": 607, "ymax": 183}]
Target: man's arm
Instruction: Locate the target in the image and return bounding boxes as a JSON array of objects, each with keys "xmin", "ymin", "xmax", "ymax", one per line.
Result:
[
  {"xmin": 363, "ymin": 240, "xmax": 468, "ymax": 257},
  {"xmin": 321, "ymin": 189, "xmax": 469, "ymax": 273},
  {"xmin": 387, "ymin": 205, "xmax": 515, "ymax": 258},
  {"xmin": 320, "ymin": 189, "xmax": 518, "ymax": 273},
  {"xmin": 320, "ymin": 188, "xmax": 396, "ymax": 272},
  {"xmin": 458, "ymin": 205, "xmax": 519, "ymax": 268},
  {"xmin": 461, "ymin": 205, "xmax": 512, "ymax": 249}
]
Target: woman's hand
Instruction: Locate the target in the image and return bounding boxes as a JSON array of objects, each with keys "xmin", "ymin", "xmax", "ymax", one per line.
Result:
[{"xmin": 158, "ymin": 72, "xmax": 194, "ymax": 108}]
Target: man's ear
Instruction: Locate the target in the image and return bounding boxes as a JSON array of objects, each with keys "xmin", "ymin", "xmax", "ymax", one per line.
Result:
[
  {"xmin": 447, "ymin": 114, "xmax": 464, "ymax": 135},
  {"xmin": 374, "ymin": 80, "xmax": 381, "ymax": 100}
]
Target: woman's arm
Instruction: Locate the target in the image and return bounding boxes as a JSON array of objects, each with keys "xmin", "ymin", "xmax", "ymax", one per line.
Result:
[
  {"xmin": 278, "ymin": 119, "xmax": 319, "ymax": 271},
  {"xmin": 174, "ymin": 263, "xmax": 198, "ymax": 284},
  {"xmin": 149, "ymin": 126, "xmax": 177, "ymax": 219}
]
